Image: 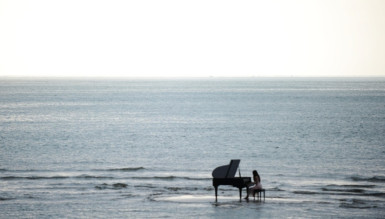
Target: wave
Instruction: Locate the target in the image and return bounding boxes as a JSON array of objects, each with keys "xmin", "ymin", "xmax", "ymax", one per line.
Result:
[
  {"xmin": 132, "ymin": 176, "xmax": 177, "ymax": 180},
  {"xmin": 293, "ymin": 189, "xmax": 374, "ymax": 197},
  {"xmin": 0, "ymin": 167, "xmax": 145, "ymax": 173},
  {"xmin": 292, "ymin": 191, "xmax": 320, "ymax": 195},
  {"xmin": 322, "ymin": 185, "xmax": 385, "ymax": 198},
  {"xmin": 95, "ymin": 183, "xmax": 128, "ymax": 190},
  {"xmin": 96, "ymin": 167, "xmax": 145, "ymax": 172},
  {"xmin": 162, "ymin": 186, "xmax": 214, "ymax": 192},
  {"xmin": 0, "ymin": 169, "xmax": 44, "ymax": 173},
  {"xmin": 326, "ymin": 184, "xmax": 376, "ymax": 188},
  {"xmin": 270, "ymin": 186, "xmax": 285, "ymax": 191},
  {"xmin": 165, "ymin": 186, "xmax": 204, "ymax": 192},
  {"xmin": 350, "ymin": 176, "xmax": 385, "ymax": 183},
  {"xmin": 363, "ymin": 192, "xmax": 385, "ymax": 198},
  {"xmin": 134, "ymin": 184, "xmax": 157, "ymax": 189},
  {"xmin": 1, "ymin": 174, "xmax": 208, "ymax": 182},
  {"xmin": 0, "ymin": 176, "xmax": 69, "ymax": 180},
  {"xmin": 204, "ymin": 186, "xmax": 214, "ymax": 191},
  {"xmin": 74, "ymin": 175, "xmax": 114, "ymax": 179},
  {"xmin": 322, "ymin": 188, "xmax": 366, "ymax": 193},
  {"xmin": 0, "ymin": 175, "xmax": 114, "ymax": 180},
  {"xmin": 165, "ymin": 187, "xmax": 184, "ymax": 191},
  {"xmin": 339, "ymin": 199, "xmax": 379, "ymax": 209},
  {"xmin": 132, "ymin": 176, "xmax": 210, "ymax": 181},
  {"xmin": 0, "ymin": 197, "xmax": 15, "ymax": 201}
]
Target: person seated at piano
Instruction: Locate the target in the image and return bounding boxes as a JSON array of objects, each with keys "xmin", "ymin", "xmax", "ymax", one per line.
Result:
[{"xmin": 244, "ymin": 170, "xmax": 262, "ymax": 200}]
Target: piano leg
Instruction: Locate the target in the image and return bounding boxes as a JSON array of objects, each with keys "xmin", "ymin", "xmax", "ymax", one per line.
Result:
[
  {"xmin": 239, "ymin": 188, "xmax": 242, "ymax": 202},
  {"xmin": 214, "ymin": 186, "xmax": 218, "ymax": 202}
]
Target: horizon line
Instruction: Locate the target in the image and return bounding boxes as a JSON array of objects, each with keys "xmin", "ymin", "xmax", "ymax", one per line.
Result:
[{"xmin": 1, "ymin": 75, "xmax": 385, "ymax": 79}]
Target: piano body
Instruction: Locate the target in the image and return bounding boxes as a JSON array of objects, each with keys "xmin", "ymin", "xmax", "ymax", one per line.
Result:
[{"xmin": 212, "ymin": 159, "xmax": 251, "ymax": 201}]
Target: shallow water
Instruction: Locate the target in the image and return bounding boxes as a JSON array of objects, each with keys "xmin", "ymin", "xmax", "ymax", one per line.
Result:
[{"xmin": 1, "ymin": 78, "xmax": 385, "ymax": 218}]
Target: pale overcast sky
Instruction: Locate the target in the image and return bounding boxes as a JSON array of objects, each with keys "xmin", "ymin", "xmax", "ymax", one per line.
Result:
[{"xmin": 1, "ymin": 0, "xmax": 384, "ymax": 77}]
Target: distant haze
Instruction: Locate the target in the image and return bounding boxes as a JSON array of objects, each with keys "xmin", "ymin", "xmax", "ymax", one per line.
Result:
[{"xmin": 1, "ymin": 0, "xmax": 384, "ymax": 77}]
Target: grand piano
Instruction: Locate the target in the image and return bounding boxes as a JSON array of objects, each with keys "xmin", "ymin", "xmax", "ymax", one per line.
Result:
[{"xmin": 212, "ymin": 159, "xmax": 251, "ymax": 201}]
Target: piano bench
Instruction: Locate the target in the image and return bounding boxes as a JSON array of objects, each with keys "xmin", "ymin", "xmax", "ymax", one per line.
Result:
[{"xmin": 252, "ymin": 189, "xmax": 265, "ymax": 201}]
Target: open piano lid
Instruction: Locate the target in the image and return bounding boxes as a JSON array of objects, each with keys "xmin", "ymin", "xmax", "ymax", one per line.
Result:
[{"xmin": 212, "ymin": 159, "xmax": 240, "ymax": 178}]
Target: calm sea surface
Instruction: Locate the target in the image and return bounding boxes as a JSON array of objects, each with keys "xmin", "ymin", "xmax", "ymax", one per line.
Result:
[{"xmin": 1, "ymin": 78, "xmax": 384, "ymax": 218}]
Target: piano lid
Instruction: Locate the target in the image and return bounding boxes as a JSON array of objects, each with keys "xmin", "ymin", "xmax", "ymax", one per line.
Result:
[{"xmin": 212, "ymin": 159, "xmax": 240, "ymax": 178}]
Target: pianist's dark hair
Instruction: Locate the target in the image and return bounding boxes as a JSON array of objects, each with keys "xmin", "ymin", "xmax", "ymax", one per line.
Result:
[{"xmin": 252, "ymin": 170, "xmax": 261, "ymax": 182}]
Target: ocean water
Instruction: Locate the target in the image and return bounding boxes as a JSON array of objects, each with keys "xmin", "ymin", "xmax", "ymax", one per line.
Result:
[{"xmin": 0, "ymin": 78, "xmax": 384, "ymax": 218}]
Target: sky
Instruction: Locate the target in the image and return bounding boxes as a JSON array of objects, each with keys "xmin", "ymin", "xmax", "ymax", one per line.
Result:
[{"xmin": 0, "ymin": 0, "xmax": 384, "ymax": 78}]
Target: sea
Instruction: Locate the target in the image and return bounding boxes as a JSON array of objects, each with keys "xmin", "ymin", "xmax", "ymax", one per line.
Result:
[{"xmin": 0, "ymin": 78, "xmax": 384, "ymax": 218}]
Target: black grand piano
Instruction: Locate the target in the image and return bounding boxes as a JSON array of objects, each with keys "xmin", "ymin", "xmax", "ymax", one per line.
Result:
[{"xmin": 212, "ymin": 159, "xmax": 251, "ymax": 201}]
